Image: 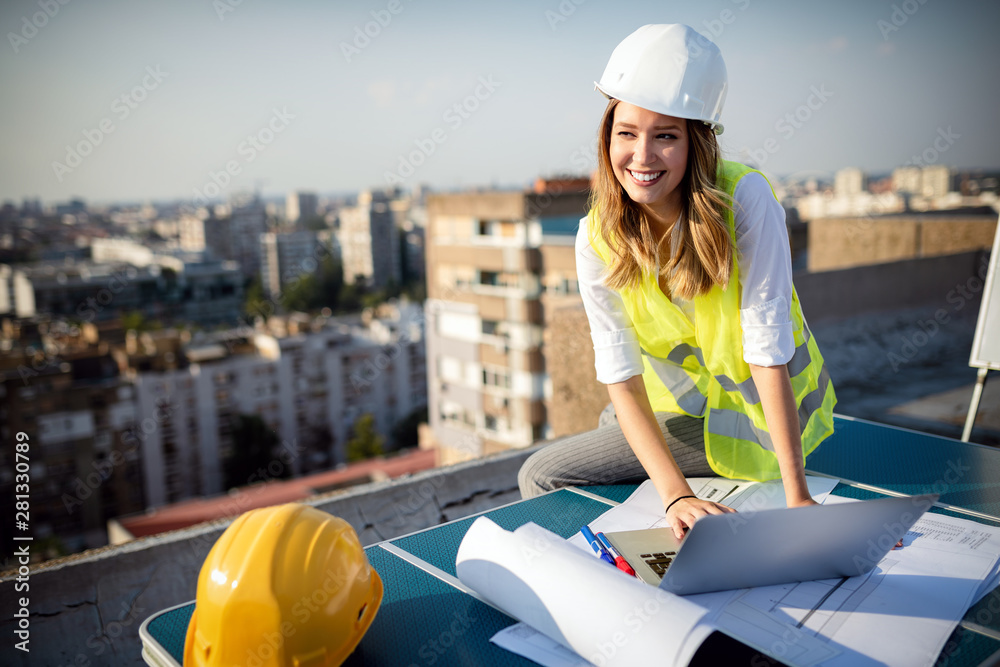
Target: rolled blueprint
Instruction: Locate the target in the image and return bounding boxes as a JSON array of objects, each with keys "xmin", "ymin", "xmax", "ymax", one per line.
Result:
[{"xmin": 455, "ymin": 517, "xmax": 715, "ymax": 667}]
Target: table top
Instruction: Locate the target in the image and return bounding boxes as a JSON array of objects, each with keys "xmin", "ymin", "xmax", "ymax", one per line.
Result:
[{"xmin": 140, "ymin": 416, "xmax": 1000, "ymax": 667}]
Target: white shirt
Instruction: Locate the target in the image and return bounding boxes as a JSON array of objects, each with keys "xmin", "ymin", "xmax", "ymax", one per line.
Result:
[{"xmin": 577, "ymin": 172, "xmax": 795, "ymax": 385}]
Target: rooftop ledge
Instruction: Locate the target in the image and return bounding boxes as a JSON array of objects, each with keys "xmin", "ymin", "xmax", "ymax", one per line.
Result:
[{"xmin": 0, "ymin": 443, "xmax": 542, "ymax": 667}]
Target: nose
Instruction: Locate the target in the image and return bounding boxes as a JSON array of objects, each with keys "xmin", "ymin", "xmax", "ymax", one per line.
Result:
[{"xmin": 632, "ymin": 134, "xmax": 656, "ymax": 166}]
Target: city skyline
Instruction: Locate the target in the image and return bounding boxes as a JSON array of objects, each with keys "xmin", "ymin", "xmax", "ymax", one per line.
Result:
[{"xmin": 2, "ymin": 0, "xmax": 999, "ymax": 205}]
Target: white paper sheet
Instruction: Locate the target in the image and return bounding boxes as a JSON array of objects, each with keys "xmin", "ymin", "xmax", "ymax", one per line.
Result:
[
  {"xmin": 490, "ymin": 623, "xmax": 593, "ymax": 667},
  {"xmin": 581, "ymin": 484, "xmax": 1000, "ymax": 667},
  {"xmin": 455, "ymin": 517, "xmax": 716, "ymax": 667}
]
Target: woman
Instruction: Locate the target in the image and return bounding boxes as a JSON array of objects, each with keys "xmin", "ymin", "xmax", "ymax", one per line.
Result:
[{"xmin": 518, "ymin": 24, "xmax": 836, "ymax": 539}]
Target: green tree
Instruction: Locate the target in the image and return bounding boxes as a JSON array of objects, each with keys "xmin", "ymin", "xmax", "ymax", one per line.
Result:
[
  {"xmin": 346, "ymin": 413, "xmax": 384, "ymax": 462},
  {"xmin": 300, "ymin": 215, "xmax": 328, "ymax": 231},
  {"xmin": 281, "ymin": 255, "xmax": 346, "ymax": 313},
  {"xmin": 242, "ymin": 276, "xmax": 272, "ymax": 321},
  {"xmin": 223, "ymin": 414, "xmax": 289, "ymax": 489},
  {"xmin": 390, "ymin": 405, "xmax": 428, "ymax": 451},
  {"xmin": 121, "ymin": 310, "xmax": 145, "ymax": 332},
  {"xmin": 281, "ymin": 272, "xmax": 319, "ymax": 312}
]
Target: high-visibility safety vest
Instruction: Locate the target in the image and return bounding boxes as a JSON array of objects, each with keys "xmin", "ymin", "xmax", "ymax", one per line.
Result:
[{"xmin": 586, "ymin": 160, "xmax": 837, "ymax": 481}]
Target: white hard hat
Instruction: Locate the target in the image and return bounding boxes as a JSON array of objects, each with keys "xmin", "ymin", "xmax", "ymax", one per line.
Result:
[{"xmin": 595, "ymin": 24, "xmax": 728, "ymax": 134}]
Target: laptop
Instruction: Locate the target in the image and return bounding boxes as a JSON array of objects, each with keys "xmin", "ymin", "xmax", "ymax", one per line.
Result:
[{"xmin": 604, "ymin": 493, "xmax": 938, "ymax": 595}]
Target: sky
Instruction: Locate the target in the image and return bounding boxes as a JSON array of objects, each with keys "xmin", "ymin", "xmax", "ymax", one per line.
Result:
[{"xmin": 1, "ymin": 0, "xmax": 998, "ymax": 206}]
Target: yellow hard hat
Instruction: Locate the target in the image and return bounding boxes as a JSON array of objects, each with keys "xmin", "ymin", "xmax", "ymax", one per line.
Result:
[{"xmin": 183, "ymin": 503, "xmax": 382, "ymax": 667}]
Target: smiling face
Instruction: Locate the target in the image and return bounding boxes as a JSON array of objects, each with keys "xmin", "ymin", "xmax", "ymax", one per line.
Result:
[{"xmin": 608, "ymin": 102, "xmax": 690, "ymax": 225}]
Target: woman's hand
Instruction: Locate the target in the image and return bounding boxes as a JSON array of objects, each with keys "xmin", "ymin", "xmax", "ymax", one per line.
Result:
[{"xmin": 665, "ymin": 496, "xmax": 737, "ymax": 540}]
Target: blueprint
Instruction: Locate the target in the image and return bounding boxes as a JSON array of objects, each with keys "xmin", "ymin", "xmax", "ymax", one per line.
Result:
[{"xmin": 490, "ymin": 479, "xmax": 1000, "ymax": 667}]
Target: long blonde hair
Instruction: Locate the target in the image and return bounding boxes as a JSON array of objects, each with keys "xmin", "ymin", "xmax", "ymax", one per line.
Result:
[{"xmin": 591, "ymin": 99, "xmax": 734, "ymax": 299}]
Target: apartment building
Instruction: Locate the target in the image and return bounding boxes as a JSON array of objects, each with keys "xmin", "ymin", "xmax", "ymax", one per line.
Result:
[
  {"xmin": 286, "ymin": 191, "xmax": 318, "ymax": 224},
  {"xmin": 424, "ymin": 184, "xmax": 588, "ymax": 463},
  {"xmin": 179, "ymin": 197, "xmax": 267, "ymax": 280},
  {"xmin": 0, "ymin": 327, "xmax": 143, "ymax": 555},
  {"xmin": 260, "ymin": 230, "xmax": 322, "ymax": 298},
  {"xmin": 6, "ymin": 255, "xmax": 242, "ymax": 327},
  {"xmin": 339, "ymin": 190, "xmax": 401, "ymax": 288},
  {"xmin": 132, "ymin": 302, "xmax": 426, "ymax": 507}
]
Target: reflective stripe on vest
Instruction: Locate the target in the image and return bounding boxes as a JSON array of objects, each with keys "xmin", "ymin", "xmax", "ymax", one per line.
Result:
[
  {"xmin": 656, "ymin": 322, "xmax": 816, "ymax": 408},
  {"xmin": 644, "ymin": 353, "xmax": 708, "ymax": 415},
  {"xmin": 585, "ymin": 159, "xmax": 837, "ymax": 481},
  {"xmin": 707, "ymin": 364, "xmax": 833, "ymax": 452}
]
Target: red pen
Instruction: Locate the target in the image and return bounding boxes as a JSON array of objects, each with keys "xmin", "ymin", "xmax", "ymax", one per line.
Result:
[{"xmin": 597, "ymin": 532, "xmax": 637, "ymax": 577}]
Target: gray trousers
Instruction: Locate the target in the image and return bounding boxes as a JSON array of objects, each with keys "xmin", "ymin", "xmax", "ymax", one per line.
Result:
[{"xmin": 517, "ymin": 408, "xmax": 715, "ymax": 499}]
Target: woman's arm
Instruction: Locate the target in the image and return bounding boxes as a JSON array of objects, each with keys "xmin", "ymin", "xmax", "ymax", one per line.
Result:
[
  {"xmin": 748, "ymin": 363, "xmax": 815, "ymax": 507},
  {"xmin": 608, "ymin": 375, "xmax": 735, "ymax": 539}
]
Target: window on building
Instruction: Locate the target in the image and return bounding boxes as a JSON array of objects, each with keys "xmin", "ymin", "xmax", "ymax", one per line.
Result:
[
  {"xmin": 482, "ymin": 366, "xmax": 511, "ymax": 390},
  {"xmin": 479, "ymin": 271, "xmax": 519, "ymax": 289}
]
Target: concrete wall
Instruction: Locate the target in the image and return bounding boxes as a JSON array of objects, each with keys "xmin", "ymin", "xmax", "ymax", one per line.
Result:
[
  {"xmin": 0, "ymin": 446, "xmax": 542, "ymax": 667},
  {"xmin": 796, "ymin": 250, "xmax": 990, "ymax": 324},
  {"xmin": 808, "ymin": 215, "xmax": 995, "ymax": 272},
  {"xmin": 544, "ymin": 300, "xmax": 608, "ymax": 437}
]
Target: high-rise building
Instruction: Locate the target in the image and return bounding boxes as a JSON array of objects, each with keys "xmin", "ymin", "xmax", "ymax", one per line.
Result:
[
  {"xmin": 286, "ymin": 191, "xmax": 318, "ymax": 224},
  {"xmin": 179, "ymin": 197, "xmax": 267, "ymax": 280},
  {"xmin": 424, "ymin": 183, "xmax": 588, "ymax": 463},
  {"xmin": 921, "ymin": 165, "xmax": 951, "ymax": 198},
  {"xmin": 0, "ymin": 264, "xmax": 35, "ymax": 317},
  {"xmin": 260, "ymin": 230, "xmax": 322, "ymax": 298},
  {"xmin": 834, "ymin": 167, "xmax": 866, "ymax": 196},
  {"xmin": 892, "ymin": 167, "xmax": 923, "ymax": 195},
  {"xmin": 339, "ymin": 190, "xmax": 401, "ymax": 288}
]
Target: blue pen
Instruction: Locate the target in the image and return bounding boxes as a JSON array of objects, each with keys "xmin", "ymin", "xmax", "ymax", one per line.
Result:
[{"xmin": 580, "ymin": 525, "xmax": 615, "ymax": 565}]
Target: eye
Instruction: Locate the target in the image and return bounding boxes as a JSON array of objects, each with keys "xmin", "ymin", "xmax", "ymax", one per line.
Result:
[
  {"xmin": 616, "ymin": 131, "xmax": 635, "ymax": 138},
  {"xmin": 657, "ymin": 133, "xmax": 678, "ymax": 140}
]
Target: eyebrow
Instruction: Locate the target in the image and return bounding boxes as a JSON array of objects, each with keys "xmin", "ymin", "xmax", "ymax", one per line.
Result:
[{"xmin": 613, "ymin": 122, "xmax": 683, "ymax": 131}]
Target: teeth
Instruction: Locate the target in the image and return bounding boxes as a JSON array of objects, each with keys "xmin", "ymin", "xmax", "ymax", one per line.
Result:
[{"xmin": 630, "ymin": 170, "xmax": 662, "ymax": 182}]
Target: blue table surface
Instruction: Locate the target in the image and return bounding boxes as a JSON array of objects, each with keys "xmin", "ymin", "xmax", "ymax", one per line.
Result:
[{"xmin": 142, "ymin": 416, "xmax": 1000, "ymax": 667}]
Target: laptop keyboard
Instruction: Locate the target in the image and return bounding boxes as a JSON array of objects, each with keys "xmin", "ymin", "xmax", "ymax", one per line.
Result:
[{"xmin": 640, "ymin": 551, "xmax": 677, "ymax": 579}]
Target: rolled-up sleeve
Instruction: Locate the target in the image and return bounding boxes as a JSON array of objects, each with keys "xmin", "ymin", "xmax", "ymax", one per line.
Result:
[
  {"xmin": 575, "ymin": 220, "xmax": 645, "ymax": 384},
  {"xmin": 733, "ymin": 173, "xmax": 795, "ymax": 367}
]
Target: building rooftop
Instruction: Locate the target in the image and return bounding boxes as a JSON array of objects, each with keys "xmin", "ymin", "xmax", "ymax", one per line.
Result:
[{"xmin": 110, "ymin": 447, "xmax": 436, "ymax": 541}]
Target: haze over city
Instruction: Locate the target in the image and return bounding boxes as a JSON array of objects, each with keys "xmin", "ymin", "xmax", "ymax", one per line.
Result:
[{"xmin": 2, "ymin": 0, "xmax": 999, "ymax": 205}]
